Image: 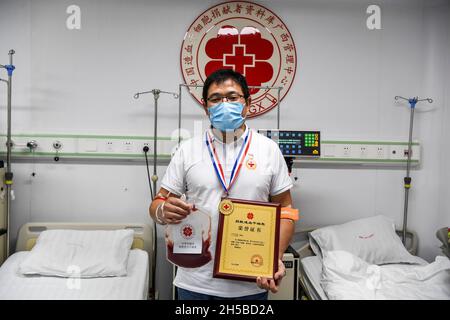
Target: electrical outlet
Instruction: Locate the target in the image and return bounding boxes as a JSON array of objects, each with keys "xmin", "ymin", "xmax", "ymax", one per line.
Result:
[
  {"xmin": 376, "ymin": 146, "xmax": 385, "ymax": 159},
  {"xmin": 105, "ymin": 141, "xmax": 115, "ymax": 152},
  {"xmin": 359, "ymin": 146, "xmax": 368, "ymax": 158},
  {"xmin": 404, "ymin": 148, "xmax": 412, "ymax": 157},
  {"xmin": 142, "ymin": 142, "xmax": 151, "ymax": 153},
  {"xmin": 123, "ymin": 141, "xmax": 133, "ymax": 152},
  {"xmin": 342, "ymin": 145, "xmax": 351, "ymax": 157}
]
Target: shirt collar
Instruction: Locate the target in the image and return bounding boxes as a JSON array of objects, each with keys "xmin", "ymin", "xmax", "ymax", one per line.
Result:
[{"xmin": 209, "ymin": 124, "xmax": 249, "ymax": 145}]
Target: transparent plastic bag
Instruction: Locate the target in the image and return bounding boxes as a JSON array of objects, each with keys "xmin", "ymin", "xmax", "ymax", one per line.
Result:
[{"xmin": 165, "ymin": 205, "xmax": 212, "ymax": 268}]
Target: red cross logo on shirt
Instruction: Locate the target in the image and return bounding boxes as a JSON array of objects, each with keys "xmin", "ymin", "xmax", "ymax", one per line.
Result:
[{"xmin": 246, "ymin": 158, "xmax": 257, "ymax": 170}]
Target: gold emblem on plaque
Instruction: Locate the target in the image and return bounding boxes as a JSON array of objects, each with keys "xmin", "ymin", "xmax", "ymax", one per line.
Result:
[
  {"xmin": 219, "ymin": 199, "xmax": 234, "ymax": 215},
  {"xmin": 251, "ymin": 254, "xmax": 263, "ymax": 267}
]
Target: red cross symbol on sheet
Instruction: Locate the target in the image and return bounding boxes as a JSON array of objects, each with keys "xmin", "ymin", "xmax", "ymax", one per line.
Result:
[{"xmin": 224, "ymin": 45, "xmax": 255, "ymax": 75}]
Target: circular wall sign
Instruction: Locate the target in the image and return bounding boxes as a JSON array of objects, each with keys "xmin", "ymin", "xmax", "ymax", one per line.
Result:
[{"xmin": 180, "ymin": 1, "xmax": 297, "ymax": 118}]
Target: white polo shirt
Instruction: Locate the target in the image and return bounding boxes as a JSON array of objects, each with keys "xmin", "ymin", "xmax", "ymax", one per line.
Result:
[{"xmin": 160, "ymin": 124, "xmax": 293, "ymax": 298}]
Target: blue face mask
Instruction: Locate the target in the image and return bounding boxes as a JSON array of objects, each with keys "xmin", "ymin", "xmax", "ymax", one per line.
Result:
[{"xmin": 208, "ymin": 101, "xmax": 246, "ymax": 132}]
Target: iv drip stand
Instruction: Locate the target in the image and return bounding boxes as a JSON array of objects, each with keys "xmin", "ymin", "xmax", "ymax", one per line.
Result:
[
  {"xmin": 0, "ymin": 49, "xmax": 16, "ymax": 258},
  {"xmin": 133, "ymin": 88, "xmax": 178, "ymax": 299},
  {"xmin": 394, "ymin": 95, "xmax": 433, "ymax": 245},
  {"xmin": 134, "ymin": 89, "xmax": 179, "ymax": 196}
]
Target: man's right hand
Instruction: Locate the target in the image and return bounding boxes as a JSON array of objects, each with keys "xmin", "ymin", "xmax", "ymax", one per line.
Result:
[{"xmin": 160, "ymin": 197, "xmax": 193, "ymax": 224}]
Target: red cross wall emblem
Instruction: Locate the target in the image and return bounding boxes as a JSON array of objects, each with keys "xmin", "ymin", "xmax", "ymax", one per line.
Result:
[
  {"xmin": 181, "ymin": 1, "xmax": 297, "ymax": 118},
  {"xmin": 223, "ymin": 45, "xmax": 255, "ymax": 75}
]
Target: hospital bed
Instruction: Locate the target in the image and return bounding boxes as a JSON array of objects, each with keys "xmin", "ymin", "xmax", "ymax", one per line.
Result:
[
  {"xmin": 436, "ymin": 227, "xmax": 450, "ymax": 258},
  {"xmin": 296, "ymin": 228, "xmax": 420, "ymax": 300},
  {"xmin": 0, "ymin": 222, "xmax": 154, "ymax": 300}
]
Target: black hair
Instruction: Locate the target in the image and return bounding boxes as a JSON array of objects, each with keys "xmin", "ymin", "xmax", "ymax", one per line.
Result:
[{"xmin": 202, "ymin": 69, "xmax": 250, "ymax": 103}]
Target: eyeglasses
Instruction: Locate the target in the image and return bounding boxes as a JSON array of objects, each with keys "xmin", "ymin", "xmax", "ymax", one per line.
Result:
[{"xmin": 206, "ymin": 93, "xmax": 245, "ymax": 104}]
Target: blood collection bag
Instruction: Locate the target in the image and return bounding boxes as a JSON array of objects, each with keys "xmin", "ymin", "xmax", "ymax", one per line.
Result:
[{"xmin": 165, "ymin": 205, "xmax": 212, "ymax": 268}]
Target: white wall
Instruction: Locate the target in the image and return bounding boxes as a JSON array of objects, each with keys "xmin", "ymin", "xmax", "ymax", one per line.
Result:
[
  {"xmin": 436, "ymin": 0, "xmax": 450, "ymax": 245},
  {"xmin": 0, "ymin": 0, "xmax": 449, "ymax": 299}
]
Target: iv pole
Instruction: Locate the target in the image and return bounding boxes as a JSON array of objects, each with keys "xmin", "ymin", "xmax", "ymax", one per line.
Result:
[
  {"xmin": 134, "ymin": 89, "xmax": 179, "ymax": 196},
  {"xmin": 0, "ymin": 50, "xmax": 15, "ymax": 258},
  {"xmin": 133, "ymin": 88, "xmax": 178, "ymax": 299},
  {"xmin": 394, "ymin": 95, "xmax": 433, "ymax": 245}
]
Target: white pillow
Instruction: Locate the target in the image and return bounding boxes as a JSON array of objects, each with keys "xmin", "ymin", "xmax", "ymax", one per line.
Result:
[
  {"xmin": 19, "ymin": 229, "xmax": 134, "ymax": 278},
  {"xmin": 309, "ymin": 215, "xmax": 424, "ymax": 265}
]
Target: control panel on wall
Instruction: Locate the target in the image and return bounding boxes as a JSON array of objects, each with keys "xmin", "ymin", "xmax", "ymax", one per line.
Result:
[{"xmin": 257, "ymin": 130, "xmax": 321, "ymax": 157}]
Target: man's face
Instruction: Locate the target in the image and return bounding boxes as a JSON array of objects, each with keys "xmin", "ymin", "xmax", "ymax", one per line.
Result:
[{"xmin": 202, "ymin": 79, "xmax": 250, "ymax": 118}]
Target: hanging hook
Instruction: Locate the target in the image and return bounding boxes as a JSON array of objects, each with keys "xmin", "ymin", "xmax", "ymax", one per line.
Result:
[
  {"xmin": 417, "ymin": 98, "xmax": 433, "ymax": 103},
  {"xmin": 395, "ymin": 96, "xmax": 433, "ymax": 103},
  {"xmin": 134, "ymin": 90, "xmax": 153, "ymax": 99},
  {"xmin": 159, "ymin": 90, "xmax": 179, "ymax": 99},
  {"xmin": 395, "ymin": 96, "xmax": 433, "ymax": 109},
  {"xmin": 133, "ymin": 89, "xmax": 178, "ymax": 99}
]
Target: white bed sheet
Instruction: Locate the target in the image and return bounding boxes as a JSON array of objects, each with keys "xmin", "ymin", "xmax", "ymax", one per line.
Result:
[
  {"xmin": 300, "ymin": 256, "xmax": 328, "ymax": 300},
  {"xmin": 300, "ymin": 253, "xmax": 450, "ymax": 300},
  {"xmin": 321, "ymin": 251, "xmax": 450, "ymax": 300},
  {"xmin": 0, "ymin": 249, "xmax": 149, "ymax": 300}
]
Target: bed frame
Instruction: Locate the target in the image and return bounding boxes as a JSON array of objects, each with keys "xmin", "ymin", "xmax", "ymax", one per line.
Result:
[
  {"xmin": 296, "ymin": 228, "xmax": 419, "ymax": 300},
  {"xmin": 14, "ymin": 222, "xmax": 155, "ymax": 298}
]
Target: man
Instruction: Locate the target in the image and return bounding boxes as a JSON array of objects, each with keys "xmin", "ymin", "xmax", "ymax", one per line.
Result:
[{"xmin": 149, "ymin": 69, "xmax": 296, "ymax": 300}]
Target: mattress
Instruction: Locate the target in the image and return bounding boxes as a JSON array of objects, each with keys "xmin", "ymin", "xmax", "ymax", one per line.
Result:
[
  {"xmin": 0, "ymin": 249, "xmax": 149, "ymax": 300},
  {"xmin": 300, "ymin": 256, "xmax": 328, "ymax": 300}
]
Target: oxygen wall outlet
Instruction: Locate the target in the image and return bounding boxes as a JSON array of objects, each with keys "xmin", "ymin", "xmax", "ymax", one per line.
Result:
[{"xmin": 389, "ymin": 145, "xmax": 407, "ymax": 160}]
